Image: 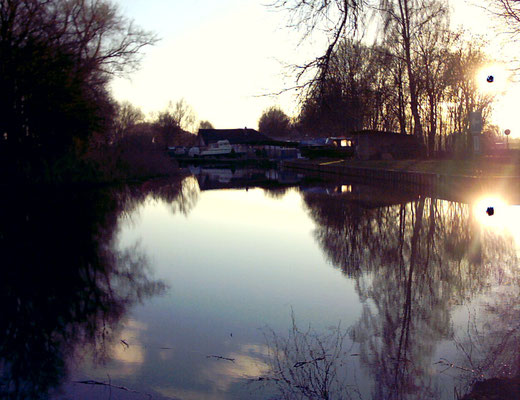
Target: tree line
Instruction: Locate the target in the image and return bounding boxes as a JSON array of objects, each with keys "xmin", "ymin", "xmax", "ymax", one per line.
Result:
[
  {"xmin": 0, "ymin": 0, "xmax": 214, "ymax": 183},
  {"xmin": 0, "ymin": 0, "xmax": 159, "ymax": 181},
  {"xmin": 269, "ymin": 0, "xmax": 516, "ymax": 157}
]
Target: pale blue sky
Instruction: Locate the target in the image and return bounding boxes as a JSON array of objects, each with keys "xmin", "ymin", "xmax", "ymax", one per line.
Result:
[
  {"xmin": 110, "ymin": 0, "xmax": 520, "ymax": 134},
  {"xmin": 117, "ymin": 0, "xmax": 246, "ymax": 38},
  {"xmin": 111, "ymin": 0, "xmax": 306, "ymax": 129}
]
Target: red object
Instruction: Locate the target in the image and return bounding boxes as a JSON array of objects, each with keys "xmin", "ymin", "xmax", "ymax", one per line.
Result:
[{"xmin": 505, "ymin": 129, "xmax": 511, "ymax": 136}]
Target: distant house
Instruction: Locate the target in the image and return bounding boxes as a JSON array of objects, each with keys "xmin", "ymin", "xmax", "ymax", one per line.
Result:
[
  {"xmin": 345, "ymin": 131, "xmax": 424, "ymax": 160},
  {"xmin": 328, "ymin": 137, "xmax": 354, "ymax": 148},
  {"xmin": 197, "ymin": 128, "xmax": 270, "ymax": 146}
]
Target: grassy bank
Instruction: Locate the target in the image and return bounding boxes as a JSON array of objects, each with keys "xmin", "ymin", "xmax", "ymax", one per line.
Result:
[{"xmin": 293, "ymin": 156, "xmax": 520, "ymax": 178}]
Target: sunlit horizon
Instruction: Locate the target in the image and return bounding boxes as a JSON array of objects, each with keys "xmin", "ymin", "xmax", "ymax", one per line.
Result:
[{"xmin": 110, "ymin": 0, "xmax": 520, "ymax": 136}]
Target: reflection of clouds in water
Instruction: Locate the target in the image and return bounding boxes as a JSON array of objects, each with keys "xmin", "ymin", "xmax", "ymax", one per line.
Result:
[
  {"xmin": 158, "ymin": 348, "xmax": 175, "ymax": 361},
  {"xmin": 202, "ymin": 355, "xmax": 269, "ymax": 391},
  {"xmin": 240, "ymin": 343, "xmax": 270, "ymax": 357},
  {"xmin": 105, "ymin": 319, "xmax": 148, "ymax": 378},
  {"xmin": 201, "ymin": 352, "xmax": 270, "ymax": 392},
  {"xmin": 152, "ymin": 344, "xmax": 271, "ymax": 399},
  {"xmin": 112, "ymin": 337, "xmax": 144, "ymax": 364}
]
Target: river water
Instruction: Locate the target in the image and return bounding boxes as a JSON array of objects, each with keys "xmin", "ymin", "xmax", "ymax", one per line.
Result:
[{"xmin": 2, "ymin": 169, "xmax": 520, "ymax": 399}]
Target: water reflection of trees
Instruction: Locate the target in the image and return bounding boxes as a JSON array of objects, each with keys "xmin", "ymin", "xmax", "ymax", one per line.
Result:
[
  {"xmin": 450, "ymin": 251, "xmax": 520, "ymax": 397},
  {"xmin": 301, "ymin": 192, "xmax": 518, "ymax": 399},
  {"xmin": 0, "ymin": 176, "xmax": 198, "ymax": 398},
  {"xmin": 262, "ymin": 315, "xmax": 358, "ymax": 400}
]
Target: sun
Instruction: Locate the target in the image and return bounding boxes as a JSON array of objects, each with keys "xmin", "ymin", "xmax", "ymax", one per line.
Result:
[
  {"xmin": 477, "ymin": 63, "xmax": 510, "ymax": 95},
  {"xmin": 473, "ymin": 195, "xmax": 508, "ymax": 229},
  {"xmin": 476, "ymin": 63, "xmax": 520, "ymax": 137}
]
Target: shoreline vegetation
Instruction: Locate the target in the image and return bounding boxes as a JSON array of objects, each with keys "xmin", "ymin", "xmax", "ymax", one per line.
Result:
[
  {"xmin": 0, "ymin": 0, "xmax": 191, "ymax": 186},
  {"xmin": 2, "ymin": 1, "xmax": 519, "ymax": 187}
]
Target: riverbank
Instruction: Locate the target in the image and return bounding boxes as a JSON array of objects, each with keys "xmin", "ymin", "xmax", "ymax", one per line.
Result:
[
  {"xmin": 283, "ymin": 157, "xmax": 520, "ymax": 203},
  {"xmin": 285, "ymin": 157, "xmax": 520, "ymax": 177}
]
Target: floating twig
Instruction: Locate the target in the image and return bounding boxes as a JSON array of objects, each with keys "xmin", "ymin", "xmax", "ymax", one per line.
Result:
[
  {"xmin": 74, "ymin": 380, "xmax": 152, "ymax": 399},
  {"xmin": 206, "ymin": 355, "xmax": 235, "ymax": 363},
  {"xmin": 249, "ymin": 376, "xmax": 281, "ymax": 382}
]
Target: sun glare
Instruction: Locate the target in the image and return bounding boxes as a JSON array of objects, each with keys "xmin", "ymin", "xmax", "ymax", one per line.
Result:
[
  {"xmin": 472, "ymin": 196, "xmax": 520, "ymax": 247},
  {"xmin": 477, "ymin": 64, "xmax": 510, "ymax": 95},
  {"xmin": 473, "ymin": 195, "xmax": 508, "ymax": 229}
]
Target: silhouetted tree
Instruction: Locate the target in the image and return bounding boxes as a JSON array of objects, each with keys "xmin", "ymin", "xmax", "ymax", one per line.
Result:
[
  {"xmin": 277, "ymin": 0, "xmax": 504, "ymax": 158},
  {"xmin": 169, "ymin": 98, "xmax": 197, "ymax": 132},
  {"xmin": 258, "ymin": 106, "xmax": 291, "ymax": 138},
  {"xmin": 415, "ymin": 18, "xmax": 456, "ymax": 155},
  {"xmin": 270, "ymin": 0, "xmax": 363, "ymax": 96},
  {"xmin": 377, "ymin": 0, "xmax": 448, "ymax": 142},
  {"xmin": 199, "ymin": 120, "xmax": 214, "ymax": 130},
  {"xmin": 443, "ymin": 37, "xmax": 496, "ymax": 153},
  {"xmin": 0, "ymin": 0, "xmax": 156, "ymax": 181},
  {"xmin": 152, "ymin": 99, "xmax": 197, "ymax": 147},
  {"xmin": 112, "ymin": 101, "xmax": 145, "ymax": 142},
  {"xmin": 297, "ymin": 39, "xmax": 402, "ymax": 136},
  {"xmin": 487, "ymin": 0, "xmax": 520, "ymax": 51}
]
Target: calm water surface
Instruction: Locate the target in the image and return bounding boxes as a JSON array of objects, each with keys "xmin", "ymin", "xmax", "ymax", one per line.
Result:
[{"xmin": 2, "ymin": 172, "xmax": 520, "ymax": 400}]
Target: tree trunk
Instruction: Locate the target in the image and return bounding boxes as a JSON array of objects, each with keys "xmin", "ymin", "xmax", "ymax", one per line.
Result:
[
  {"xmin": 399, "ymin": 0, "xmax": 424, "ymax": 143},
  {"xmin": 428, "ymin": 92, "xmax": 436, "ymax": 157}
]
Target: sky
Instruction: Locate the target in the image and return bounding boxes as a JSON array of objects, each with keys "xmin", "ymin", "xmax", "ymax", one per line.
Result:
[{"xmin": 110, "ymin": 0, "xmax": 520, "ymax": 136}]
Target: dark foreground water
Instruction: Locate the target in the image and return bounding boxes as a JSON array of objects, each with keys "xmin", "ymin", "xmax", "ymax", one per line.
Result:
[{"xmin": 1, "ymin": 170, "xmax": 520, "ymax": 400}]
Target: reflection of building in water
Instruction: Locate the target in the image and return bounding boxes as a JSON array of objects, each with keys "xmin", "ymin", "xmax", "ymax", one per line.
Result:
[
  {"xmin": 301, "ymin": 181, "xmax": 419, "ymax": 208},
  {"xmin": 191, "ymin": 167, "xmax": 304, "ymax": 191}
]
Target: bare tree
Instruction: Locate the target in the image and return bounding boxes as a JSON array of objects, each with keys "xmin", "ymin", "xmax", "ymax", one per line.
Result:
[
  {"xmin": 170, "ymin": 98, "xmax": 197, "ymax": 132},
  {"xmin": 151, "ymin": 99, "xmax": 197, "ymax": 147},
  {"xmin": 112, "ymin": 101, "xmax": 144, "ymax": 141},
  {"xmin": 415, "ymin": 19, "xmax": 456, "ymax": 155},
  {"xmin": 0, "ymin": 0, "xmax": 157, "ymax": 75},
  {"xmin": 484, "ymin": 0, "xmax": 520, "ymax": 72},
  {"xmin": 270, "ymin": 0, "xmax": 364, "ymax": 97},
  {"xmin": 443, "ymin": 37, "xmax": 496, "ymax": 153},
  {"xmin": 376, "ymin": 0, "xmax": 449, "ymax": 141},
  {"xmin": 274, "ymin": 0, "xmax": 448, "ymax": 141},
  {"xmin": 487, "ymin": 0, "xmax": 520, "ymax": 39},
  {"xmin": 0, "ymin": 0, "xmax": 157, "ymax": 176}
]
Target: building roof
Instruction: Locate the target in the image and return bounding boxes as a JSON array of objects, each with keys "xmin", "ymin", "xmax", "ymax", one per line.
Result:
[{"xmin": 198, "ymin": 128, "xmax": 270, "ymax": 145}]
